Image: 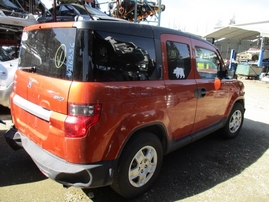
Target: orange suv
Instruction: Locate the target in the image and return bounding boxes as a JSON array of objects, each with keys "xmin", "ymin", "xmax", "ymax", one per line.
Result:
[{"xmin": 5, "ymin": 20, "xmax": 245, "ymax": 199}]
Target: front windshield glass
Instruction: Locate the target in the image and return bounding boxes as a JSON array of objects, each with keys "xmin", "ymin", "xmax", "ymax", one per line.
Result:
[
  {"xmin": 0, "ymin": 0, "xmax": 19, "ymax": 10},
  {"xmin": 80, "ymin": 4, "xmax": 107, "ymax": 16}
]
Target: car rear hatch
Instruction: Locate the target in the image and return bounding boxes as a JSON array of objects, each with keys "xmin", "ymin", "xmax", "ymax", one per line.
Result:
[{"xmin": 10, "ymin": 24, "xmax": 76, "ymax": 158}]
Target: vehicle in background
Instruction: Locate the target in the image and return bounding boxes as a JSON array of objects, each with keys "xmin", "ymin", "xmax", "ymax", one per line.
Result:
[
  {"xmin": 2, "ymin": 46, "xmax": 20, "ymax": 58},
  {"xmin": 0, "ymin": 47, "xmax": 18, "ymax": 108},
  {"xmin": 0, "ymin": 0, "xmax": 25, "ymax": 16},
  {"xmin": 37, "ymin": 3, "xmax": 124, "ymax": 23}
]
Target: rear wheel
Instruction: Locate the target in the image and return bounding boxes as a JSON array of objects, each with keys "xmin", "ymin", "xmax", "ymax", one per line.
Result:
[
  {"xmin": 111, "ymin": 132, "xmax": 163, "ymax": 199},
  {"xmin": 221, "ymin": 103, "xmax": 244, "ymax": 139}
]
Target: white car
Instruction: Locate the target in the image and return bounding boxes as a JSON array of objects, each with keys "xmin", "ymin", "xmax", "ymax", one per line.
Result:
[{"xmin": 0, "ymin": 47, "xmax": 18, "ymax": 108}]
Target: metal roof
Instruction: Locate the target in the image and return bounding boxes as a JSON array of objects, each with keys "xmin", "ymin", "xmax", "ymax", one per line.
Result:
[
  {"xmin": 204, "ymin": 21, "xmax": 269, "ymax": 40},
  {"xmin": 204, "ymin": 26, "xmax": 260, "ymax": 40}
]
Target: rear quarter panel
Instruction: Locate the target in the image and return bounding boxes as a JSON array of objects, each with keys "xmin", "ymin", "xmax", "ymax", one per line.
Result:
[{"xmin": 67, "ymin": 80, "xmax": 168, "ymax": 162}]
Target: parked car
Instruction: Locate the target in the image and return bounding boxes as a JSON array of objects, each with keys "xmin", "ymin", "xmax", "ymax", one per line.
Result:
[
  {"xmin": 2, "ymin": 46, "xmax": 20, "ymax": 58},
  {"xmin": 0, "ymin": 47, "xmax": 18, "ymax": 108},
  {"xmin": 5, "ymin": 20, "xmax": 245, "ymax": 199},
  {"xmin": 0, "ymin": 0, "xmax": 34, "ymax": 18},
  {"xmin": 37, "ymin": 3, "xmax": 123, "ymax": 23},
  {"xmin": 0, "ymin": 0, "xmax": 24, "ymax": 16}
]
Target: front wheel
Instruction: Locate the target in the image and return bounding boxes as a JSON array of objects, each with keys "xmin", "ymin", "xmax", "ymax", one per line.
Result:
[
  {"xmin": 111, "ymin": 132, "xmax": 163, "ymax": 199},
  {"xmin": 221, "ymin": 103, "xmax": 244, "ymax": 139}
]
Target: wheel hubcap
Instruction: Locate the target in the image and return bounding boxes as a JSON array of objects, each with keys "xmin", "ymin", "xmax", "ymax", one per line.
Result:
[
  {"xmin": 229, "ymin": 109, "xmax": 242, "ymax": 133},
  {"xmin": 128, "ymin": 146, "xmax": 157, "ymax": 188}
]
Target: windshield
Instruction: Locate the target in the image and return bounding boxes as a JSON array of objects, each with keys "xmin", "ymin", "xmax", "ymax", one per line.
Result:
[
  {"xmin": 72, "ymin": 4, "xmax": 107, "ymax": 16},
  {"xmin": 0, "ymin": 0, "xmax": 19, "ymax": 10}
]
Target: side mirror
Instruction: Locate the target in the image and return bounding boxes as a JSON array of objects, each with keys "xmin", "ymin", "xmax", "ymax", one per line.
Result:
[
  {"xmin": 214, "ymin": 78, "xmax": 221, "ymax": 90},
  {"xmin": 217, "ymin": 64, "xmax": 228, "ymax": 80}
]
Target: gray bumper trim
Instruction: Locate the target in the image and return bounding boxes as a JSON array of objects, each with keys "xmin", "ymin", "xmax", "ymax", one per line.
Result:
[{"xmin": 16, "ymin": 132, "xmax": 115, "ymax": 188}]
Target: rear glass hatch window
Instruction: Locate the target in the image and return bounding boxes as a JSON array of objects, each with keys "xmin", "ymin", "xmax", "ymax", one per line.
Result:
[{"xmin": 20, "ymin": 28, "xmax": 76, "ymax": 80}]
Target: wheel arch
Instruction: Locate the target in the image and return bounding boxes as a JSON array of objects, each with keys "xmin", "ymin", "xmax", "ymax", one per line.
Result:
[
  {"xmin": 117, "ymin": 123, "xmax": 168, "ymax": 160},
  {"xmin": 225, "ymin": 97, "xmax": 245, "ymax": 117}
]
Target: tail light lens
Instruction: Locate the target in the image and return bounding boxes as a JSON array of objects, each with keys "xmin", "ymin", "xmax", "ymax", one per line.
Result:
[{"xmin": 64, "ymin": 103, "xmax": 102, "ymax": 138}]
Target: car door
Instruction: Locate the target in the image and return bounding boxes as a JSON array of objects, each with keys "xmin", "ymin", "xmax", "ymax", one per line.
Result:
[
  {"xmin": 191, "ymin": 38, "xmax": 230, "ymax": 133},
  {"xmin": 162, "ymin": 34, "xmax": 197, "ymax": 140}
]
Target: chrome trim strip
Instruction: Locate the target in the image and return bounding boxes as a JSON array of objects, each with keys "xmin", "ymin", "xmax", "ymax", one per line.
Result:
[{"xmin": 13, "ymin": 94, "xmax": 52, "ymax": 121}]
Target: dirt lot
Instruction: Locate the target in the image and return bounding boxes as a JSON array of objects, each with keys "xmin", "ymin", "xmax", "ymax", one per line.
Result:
[{"xmin": 1, "ymin": 78, "xmax": 269, "ymax": 202}]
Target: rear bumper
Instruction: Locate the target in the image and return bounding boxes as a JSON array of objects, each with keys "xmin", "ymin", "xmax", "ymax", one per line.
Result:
[{"xmin": 5, "ymin": 127, "xmax": 116, "ymax": 188}]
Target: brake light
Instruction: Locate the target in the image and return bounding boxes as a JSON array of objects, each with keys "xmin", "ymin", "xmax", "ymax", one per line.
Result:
[{"xmin": 64, "ymin": 103, "xmax": 102, "ymax": 138}]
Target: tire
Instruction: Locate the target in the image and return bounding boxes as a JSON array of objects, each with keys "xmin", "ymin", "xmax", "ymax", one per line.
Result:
[
  {"xmin": 221, "ymin": 103, "xmax": 244, "ymax": 139},
  {"xmin": 111, "ymin": 132, "xmax": 163, "ymax": 199}
]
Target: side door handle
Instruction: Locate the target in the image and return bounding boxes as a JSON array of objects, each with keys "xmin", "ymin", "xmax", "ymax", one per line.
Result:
[{"xmin": 194, "ymin": 88, "xmax": 207, "ymax": 99}]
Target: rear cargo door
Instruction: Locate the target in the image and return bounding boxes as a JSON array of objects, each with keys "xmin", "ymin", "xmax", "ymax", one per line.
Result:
[
  {"xmin": 10, "ymin": 27, "xmax": 76, "ymax": 149},
  {"xmin": 14, "ymin": 27, "xmax": 77, "ymax": 113},
  {"xmin": 13, "ymin": 70, "xmax": 71, "ymax": 114}
]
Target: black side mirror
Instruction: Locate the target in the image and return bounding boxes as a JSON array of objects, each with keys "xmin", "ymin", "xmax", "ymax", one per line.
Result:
[{"xmin": 217, "ymin": 64, "xmax": 228, "ymax": 79}]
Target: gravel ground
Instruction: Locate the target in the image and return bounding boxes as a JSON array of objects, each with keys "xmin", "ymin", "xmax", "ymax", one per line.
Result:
[{"xmin": 0, "ymin": 78, "xmax": 269, "ymax": 202}]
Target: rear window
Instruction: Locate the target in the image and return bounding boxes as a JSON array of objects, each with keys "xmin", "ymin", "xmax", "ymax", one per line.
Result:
[
  {"xmin": 20, "ymin": 28, "xmax": 76, "ymax": 80},
  {"xmin": 19, "ymin": 28, "xmax": 159, "ymax": 81}
]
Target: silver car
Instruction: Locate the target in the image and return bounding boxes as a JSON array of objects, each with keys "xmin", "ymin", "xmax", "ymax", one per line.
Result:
[{"xmin": 0, "ymin": 47, "xmax": 18, "ymax": 108}]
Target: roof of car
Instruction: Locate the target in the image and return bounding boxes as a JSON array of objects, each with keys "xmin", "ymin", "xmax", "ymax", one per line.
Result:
[{"xmin": 24, "ymin": 20, "xmax": 213, "ymax": 47}]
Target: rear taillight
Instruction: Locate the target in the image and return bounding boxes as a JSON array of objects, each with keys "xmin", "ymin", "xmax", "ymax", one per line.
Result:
[{"xmin": 64, "ymin": 103, "xmax": 102, "ymax": 138}]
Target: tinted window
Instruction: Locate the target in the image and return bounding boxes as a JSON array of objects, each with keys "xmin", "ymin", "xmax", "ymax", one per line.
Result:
[
  {"xmin": 73, "ymin": 30, "xmax": 159, "ymax": 82},
  {"xmin": 72, "ymin": 5, "xmax": 90, "ymax": 15},
  {"xmin": 19, "ymin": 28, "xmax": 76, "ymax": 80},
  {"xmin": 166, "ymin": 41, "xmax": 191, "ymax": 80},
  {"xmin": 19, "ymin": 28, "xmax": 159, "ymax": 82},
  {"xmin": 195, "ymin": 47, "xmax": 219, "ymax": 79},
  {"xmin": 61, "ymin": 5, "xmax": 78, "ymax": 16}
]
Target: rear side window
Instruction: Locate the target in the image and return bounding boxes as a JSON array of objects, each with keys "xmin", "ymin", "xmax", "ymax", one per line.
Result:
[
  {"xmin": 166, "ymin": 41, "xmax": 191, "ymax": 80},
  {"xmin": 74, "ymin": 30, "xmax": 159, "ymax": 82},
  {"xmin": 20, "ymin": 28, "xmax": 76, "ymax": 80},
  {"xmin": 195, "ymin": 47, "xmax": 220, "ymax": 79}
]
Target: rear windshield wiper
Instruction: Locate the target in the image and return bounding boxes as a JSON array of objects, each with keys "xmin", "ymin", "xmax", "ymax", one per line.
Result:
[{"xmin": 20, "ymin": 66, "xmax": 37, "ymax": 73}]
